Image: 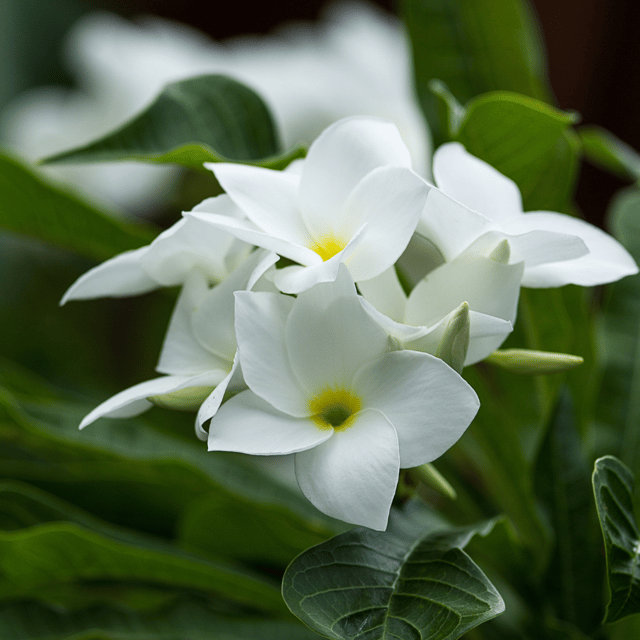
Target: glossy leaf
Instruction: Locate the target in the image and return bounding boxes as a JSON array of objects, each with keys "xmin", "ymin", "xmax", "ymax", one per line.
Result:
[
  {"xmin": 42, "ymin": 74, "xmax": 303, "ymax": 170},
  {"xmin": 580, "ymin": 125, "xmax": 640, "ymax": 182},
  {"xmin": 282, "ymin": 517, "xmax": 504, "ymax": 640},
  {"xmin": 177, "ymin": 492, "xmax": 334, "ymax": 567},
  {"xmin": 0, "ymin": 481, "xmax": 286, "ymax": 613},
  {"xmin": 0, "ymin": 151, "xmax": 155, "ymax": 260},
  {"xmin": 434, "ymin": 86, "xmax": 581, "ymax": 212},
  {"xmin": 535, "ymin": 393, "xmax": 603, "ymax": 632},
  {"xmin": 592, "ymin": 456, "xmax": 640, "ymax": 623},
  {"xmin": 402, "ymin": 0, "xmax": 550, "ymax": 144},
  {"xmin": 0, "ymin": 598, "xmax": 322, "ymax": 640},
  {"xmin": 0, "ymin": 365, "xmax": 340, "ymax": 542}
]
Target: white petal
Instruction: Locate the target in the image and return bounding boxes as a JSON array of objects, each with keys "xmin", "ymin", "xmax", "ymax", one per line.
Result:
[
  {"xmin": 294, "ymin": 408, "xmax": 399, "ymax": 530},
  {"xmin": 340, "ymin": 166, "xmax": 428, "ymax": 281},
  {"xmin": 186, "ymin": 210, "xmax": 319, "ymax": 266},
  {"xmin": 272, "ymin": 224, "xmax": 367, "ymax": 294},
  {"xmin": 285, "ymin": 291, "xmax": 388, "ymax": 393},
  {"xmin": 191, "ymin": 250, "xmax": 273, "ymax": 362},
  {"xmin": 418, "ymin": 188, "xmax": 497, "ymax": 261},
  {"xmin": 360, "ymin": 298, "xmax": 432, "ymax": 344},
  {"xmin": 405, "ymin": 251, "xmax": 524, "ymax": 327},
  {"xmin": 504, "ymin": 229, "xmax": 588, "ymax": 268},
  {"xmin": 79, "ymin": 371, "xmax": 224, "ymax": 429},
  {"xmin": 357, "ymin": 267, "xmax": 407, "ymax": 323},
  {"xmin": 504, "ymin": 212, "xmax": 639, "ymax": 287},
  {"xmin": 207, "ymin": 162, "xmax": 313, "ymax": 247},
  {"xmin": 156, "ymin": 270, "xmax": 230, "ymax": 376},
  {"xmin": 433, "ymin": 142, "xmax": 523, "ymax": 223},
  {"xmin": 233, "ymin": 291, "xmax": 309, "ymax": 416},
  {"xmin": 141, "ymin": 201, "xmax": 249, "ymax": 285},
  {"xmin": 464, "ymin": 311, "xmax": 514, "ymax": 365},
  {"xmin": 353, "ymin": 350, "xmax": 479, "ymax": 468},
  {"xmin": 208, "ymin": 391, "xmax": 332, "ymax": 454},
  {"xmin": 299, "ymin": 116, "xmax": 412, "ymax": 235},
  {"xmin": 195, "ymin": 352, "xmax": 244, "ymax": 440},
  {"xmin": 60, "ymin": 247, "xmax": 156, "ymax": 304}
]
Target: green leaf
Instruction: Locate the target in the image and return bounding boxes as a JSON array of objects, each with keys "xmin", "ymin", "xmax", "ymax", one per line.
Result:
[
  {"xmin": 535, "ymin": 392, "xmax": 603, "ymax": 632},
  {"xmin": 0, "ymin": 151, "xmax": 156, "ymax": 259},
  {"xmin": 434, "ymin": 87, "xmax": 581, "ymax": 212},
  {"xmin": 596, "ymin": 189, "xmax": 640, "ymax": 471},
  {"xmin": 0, "ymin": 598, "xmax": 322, "ymax": 640},
  {"xmin": 177, "ymin": 492, "xmax": 336, "ymax": 567},
  {"xmin": 580, "ymin": 125, "xmax": 640, "ymax": 182},
  {"xmin": 0, "ymin": 481, "xmax": 287, "ymax": 613},
  {"xmin": 282, "ymin": 517, "xmax": 504, "ymax": 640},
  {"xmin": 592, "ymin": 455, "xmax": 640, "ymax": 623},
  {"xmin": 0, "ymin": 368, "xmax": 340, "ymax": 542},
  {"xmin": 402, "ymin": 0, "xmax": 551, "ymax": 144},
  {"xmin": 42, "ymin": 74, "xmax": 303, "ymax": 170}
]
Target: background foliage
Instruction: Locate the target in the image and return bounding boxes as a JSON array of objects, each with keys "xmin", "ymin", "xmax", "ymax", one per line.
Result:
[{"xmin": 2, "ymin": 0, "xmax": 640, "ymax": 638}]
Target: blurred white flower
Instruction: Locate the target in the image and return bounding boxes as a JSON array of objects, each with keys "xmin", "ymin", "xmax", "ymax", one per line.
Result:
[
  {"xmin": 208, "ymin": 268, "xmax": 479, "ymax": 529},
  {"xmin": 187, "ymin": 117, "xmax": 429, "ymax": 293},
  {"xmin": 1, "ymin": 1, "xmax": 430, "ymax": 211}
]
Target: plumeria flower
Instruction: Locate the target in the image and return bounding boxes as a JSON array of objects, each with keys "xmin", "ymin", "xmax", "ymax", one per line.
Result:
[
  {"xmin": 207, "ymin": 267, "xmax": 479, "ymax": 530},
  {"xmin": 419, "ymin": 143, "xmax": 638, "ymax": 287},
  {"xmin": 79, "ymin": 250, "xmax": 276, "ymax": 435},
  {"xmin": 187, "ymin": 116, "xmax": 430, "ymax": 294},
  {"xmin": 358, "ymin": 238, "xmax": 522, "ymax": 365},
  {"xmin": 61, "ymin": 195, "xmax": 250, "ymax": 303}
]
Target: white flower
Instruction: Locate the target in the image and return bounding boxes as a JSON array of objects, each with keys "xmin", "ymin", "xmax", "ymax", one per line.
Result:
[
  {"xmin": 78, "ymin": 250, "xmax": 276, "ymax": 435},
  {"xmin": 61, "ymin": 195, "xmax": 249, "ymax": 303},
  {"xmin": 207, "ymin": 268, "xmax": 479, "ymax": 530},
  {"xmin": 187, "ymin": 117, "xmax": 430, "ymax": 294},
  {"xmin": 359, "ymin": 238, "xmax": 521, "ymax": 365},
  {"xmin": 421, "ymin": 142, "xmax": 638, "ymax": 287}
]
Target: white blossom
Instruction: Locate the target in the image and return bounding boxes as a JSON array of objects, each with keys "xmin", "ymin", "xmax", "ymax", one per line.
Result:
[
  {"xmin": 187, "ymin": 117, "xmax": 429, "ymax": 294},
  {"xmin": 207, "ymin": 268, "xmax": 479, "ymax": 529}
]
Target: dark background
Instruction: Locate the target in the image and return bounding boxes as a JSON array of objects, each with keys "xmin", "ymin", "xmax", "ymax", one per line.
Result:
[{"xmin": 6, "ymin": 0, "xmax": 640, "ymax": 225}]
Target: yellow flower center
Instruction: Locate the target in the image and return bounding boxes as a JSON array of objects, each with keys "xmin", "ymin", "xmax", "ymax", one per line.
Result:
[
  {"xmin": 310, "ymin": 234, "xmax": 347, "ymax": 262},
  {"xmin": 309, "ymin": 387, "xmax": 362, "ymax": 431}
]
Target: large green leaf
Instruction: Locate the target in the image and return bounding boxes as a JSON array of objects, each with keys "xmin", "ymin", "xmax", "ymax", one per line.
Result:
[
  {"xmin": 0, "ymin": 598, "xmax": 322, "ymax": 640},
  {"xmin": 0, "ymin": 366, "xmax": 340, "ymax": 544},
  {"xmin": 402, "ymin": 0, "xmax": 550, "ymax": 145},
  {"xmin": 282, "ymin": 517, "xmax": 504, "ymax": 640},
  {"xmin": 596, "ymin": 189, "xmax": 640, "ymax": 471},
  {"xmin": 42, "ymin": 74, "xmax": 303, "ymax": 170},
  {"xmin": 534, "ymin": 393, "xmax": 603, "ymax": 632},
  {"xmin": 433, "ymin": 86, "xmax": 581, "ymax": 212},
  {"xmin": 0, "ymin": 481, "xmax": 285, "ymax": 614},
  {"xmin": 177, "ymin": 492, "xmax": 333, "ymax": 567},
  {"xmin": 580, "ymin": 126, "xmax": 640, "ymax": 182},
  {"xmin": 592, "ymin": 456, "xmax": 640, "ymax": 623},
  {"xmin": 0, "ymin": 151, "xmax": 155, "ymax": 260}
]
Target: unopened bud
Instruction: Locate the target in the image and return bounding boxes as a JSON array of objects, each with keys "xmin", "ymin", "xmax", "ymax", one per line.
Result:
[
  {"xmin": 436, "ymin": 302, "xmax": 470, "ymax": 373},
  {"xmin": 485, "ymin": 349, "xmax": 583, "ymax": 375}
]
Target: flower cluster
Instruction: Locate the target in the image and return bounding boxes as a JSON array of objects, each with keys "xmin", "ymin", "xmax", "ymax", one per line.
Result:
[{"xmin": 65, "ymin": 116, "xmax": 637, "ymax": 530}]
